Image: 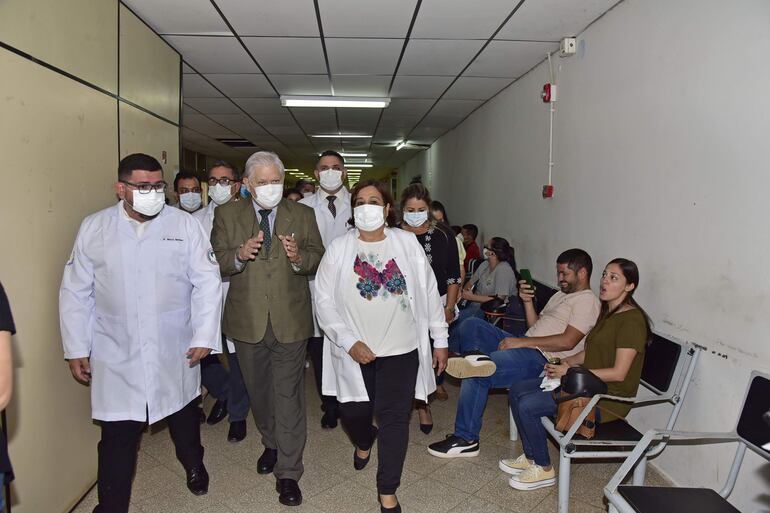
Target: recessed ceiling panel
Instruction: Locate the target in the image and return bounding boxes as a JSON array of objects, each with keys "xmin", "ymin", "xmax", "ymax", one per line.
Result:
[
  {"xmin": 429, "ymin": 99, "xmax": 484, "ymax": 119},
  {"xmin": 232, "ymin": 98, "xmax": 286, "ymax": 115},
  {"xmin": 164, "ymin": 36, "xmax": 259, "ymax": 73},
  {"xmin": 204, "ymin": 73, "xmax": 276, "ymax": 97},
  {"xmin": 123, "ymin": 0, "xmax": 230, "ymax": 35},
  {"xmin": 496, "ymin": 0, "xmax": 618, "ymax": 41},
  {"xmin": 398, "ymin": 39, "xmax": 485, "ymax": 76},
  {"xmin": 271, "ymin": 75, "xmax": 332, "ymax": 96},
  {"xmin": 216, "ymin": 0, "xmax": 319, "ymax": 37},
  {"xmin": 389, "ymin": 75, "xmax": 454, "ymax": 99},
  {"xmin": 465, "ymin": 40, "xmax": 558, "ymax": 78},
  {"xmin": 183, "ymin": 114, "xmax": 239, "ymax": 137},
  {"xmin": 185, "ymin": 97, "xmax": 242, "ymax": 114},
  {"xmin": 444, "ymin": 76, "xmax": 512, "ymax": 100},
  {"xmin": 319, "ymin": 0, "xmax": 417, "ymax": 37},
  {"xmin": 331, "ymin": 75, "xmax": 391, "ymax": 97},
  {"xmin": 208, "ymin": 113, "xmax": 268, "ymax": 134},
  {"xmin": 242, "ymin": 37, "xmax": 327, "ymax": 74},
  {"xmin": 326, "ymin": 38, "xmax": 403, "ymax": 75},
  {"xmin": 182, "ymin": 73, "xmax": 222, "ymax": 97},
  {"xmin": 411, "ymin": 0, "xmax": 517, "ymax": 39}
]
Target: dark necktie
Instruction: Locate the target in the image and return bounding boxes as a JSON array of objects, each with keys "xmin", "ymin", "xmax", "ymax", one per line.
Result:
[
  {"xmin": 327, "ymin": 195, "xmax": 337, "ymax": 218},
  {"xmin": 258, "ymin": 209, "xmax": 272, "ymax": 254}
]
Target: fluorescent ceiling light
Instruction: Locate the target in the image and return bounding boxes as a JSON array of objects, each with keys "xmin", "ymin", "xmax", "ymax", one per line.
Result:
[
  {"xmin": 347, "ymin": 163, "xmax": 372, "ymax": 168},
  {"xmin": 282, "ymin": 96, "xmax": 390, "ymax": 108},
  {"xmin": 340, "ymin": 153, "xmax": 367, "ymax": 158},
  {"xmin": 311, "ymin": 134, "xmax": 372, "ymax": 138},
  {"xmin": 396, "ymin": 141, "xmax": 407, "ymax": 151}
]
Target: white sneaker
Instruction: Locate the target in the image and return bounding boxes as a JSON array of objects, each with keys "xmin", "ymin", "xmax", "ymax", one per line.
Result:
[
  {"xmin": 445, "ymin": 355, "xmax": 496, "ymax": 379},
  {"xmin": 508, "ymin": 464, "xmax": 556, "ymax": 490},
  {"xmin": 498, "ymin": 454, "xmax": 533, "ymax": 476}
]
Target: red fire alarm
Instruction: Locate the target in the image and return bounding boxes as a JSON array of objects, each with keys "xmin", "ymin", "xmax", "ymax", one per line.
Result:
[
  {"xmin": 541, "ymin": 83, "xmax": 557, "ymax": 103},
  {"xmin": 542, "ymin": 184, "xmax": 554, "ymax": 198}
]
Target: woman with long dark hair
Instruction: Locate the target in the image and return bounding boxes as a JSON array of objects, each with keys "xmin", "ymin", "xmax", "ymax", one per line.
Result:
[
  {"xmin": 430, "ymin": 200, "xmax": 450, "ymax": 226},
  {"xmin": 314, "ymin": 180, "xmax": 449, "ymax": 512},
  {"xmin": 501, "ymin": 258, "xmax": 651, "ymax": 491}
]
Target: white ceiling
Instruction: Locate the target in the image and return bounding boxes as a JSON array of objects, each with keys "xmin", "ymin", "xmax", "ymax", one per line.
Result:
[{"xmin": 123, "ymin": 0, "xmax": 620, "ymax": 174}]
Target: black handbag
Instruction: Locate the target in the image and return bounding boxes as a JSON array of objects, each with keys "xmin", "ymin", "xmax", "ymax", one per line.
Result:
[
  {"xmin": 554, "ymin": 366, "xmax": 608, "ymax": 403},
  {"xmin": 480, "ymin": 295, "xmax": 508, "ymax": 314}
]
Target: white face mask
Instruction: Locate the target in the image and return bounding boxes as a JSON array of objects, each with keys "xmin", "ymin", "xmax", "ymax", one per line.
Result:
[
  {"xmin": 354, "ymin": 204, "xmax": 386, "ymax": 232},
  {"xmin": 131, "ymin": 190, "xmax": 165, "ymax": 217},
  {"xmin": 403, "ymin": 210, "xmax": 428, "ymax": 228},
  {"xmin": 179, "ymin": 192, "xmax": 201, "ymax": 212},
  {"xmin": 319, "ymin": 169, "xmax": 343, "ymax": 191},
  {"xmin": 209, "ymin": 183, "xmax": 233, "ymax": 205},
  {"xmin": 302, "ymin": 191, "xmax": 313, "ymax": 198},
  {"xmin": 253, "ymin": 183, "xmax": 283, "ymax": 209}
]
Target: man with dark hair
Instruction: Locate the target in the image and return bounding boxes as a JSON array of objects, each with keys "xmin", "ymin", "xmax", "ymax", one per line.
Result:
[
  {"xmin": 461, "ymin": 224, "xmax": 481, "ymax": 268},
  {"xmin": 295, "ymin": 178, "xmax": 316, "ymax": 198},
  {"xmin": 60, "ymin": 153, "xmax": 223, "ymax": 510},
  {"xmin": 299, "ymin": 150, "xmax": 351, "ymax": 429},
  {"xmin": 193, "ymin": 160, "xmax": 251, "ymax": 442},
  {"xmin": 427, "ymin": 249, "xmax": 600, "ymax": 459},
  {"xmin": 174, "ymin": 171, "xmax": 203, "ymax": 213}
]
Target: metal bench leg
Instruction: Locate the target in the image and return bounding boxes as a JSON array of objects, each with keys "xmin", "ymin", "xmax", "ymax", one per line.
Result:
[
  {"xmin": 632, "ymin": 456, "xmax": 647, "ymax": 485},
  {"xmin": 508, "ymin": 401, "xmax": 518, "ymax": 441},
  {"xmin": 558, "ymin": 450, "xmax": 571, "ymax": 513}
]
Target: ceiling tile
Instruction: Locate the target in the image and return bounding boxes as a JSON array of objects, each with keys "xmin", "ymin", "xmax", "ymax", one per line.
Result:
[
  {"xmin": 122, "ymin": 0, "xmax": 230, "ymax": 35},
  {"xmin": 164, "ymin": 36, "xmax": 259, "ymax": 73},
  {"xmin": 242, "ymin": 37, "xmax": 327, "ymax": 74},
  {"xmin": 389, "ymin": 75, "xmax": 453, "ymax": 99},
  {"xmin": 185, "ymin": 97, "xmax": 242, "ymax": 114},
  {"xmin": 182, "ymin": 74, "xmax": 222, "ymax": 97},
  {"xmin": 428, "ymin": 99, "xmax": 484, "ymax": 118},
  {"xmin": 384, "ymin": 99, "xmax": 436, "ymax": 118},
  {"xmin": 411, "ymin": 0, "xmax": 515, "ymax": 39},
  {"xmin": 250, "ymin": 112, "xmax": 297, "ymax": 127},
  {"xmin": 232, "ymin": 98, "xmax": 286, "ymax": 115},
  {"xmin": 319, "ymin": 0, "xmax": 417, "ymax": 37},
  {"xmin": 443, "ymin": 76, "xmax": 512, "ymax": 100},
  {"xmin": 208, "ymin": 114, "xmax": 268, "ymax": 134},
  {"xmin": 495, "ymin": 0, "xmax": 617, "ymax": 41},
  {"xmin": 204, "ymin": 73, "xmax": 276, "ymax": 98},
  {"xmin": 216, "ymin": 0, "xmax": 319, "ymax": 37},
  {"xmin": 263, "ymin": 125, "xmax": 307, "ymax": 137},
  {"xmin": 416, "ymin": 116, "xmax": 461, "ymax": 129},
  {"xmin": 331, "ymin": 75, "xmax": 391, "ymax": 97},
  {"xmin": 326, "ymin": 38, "xmax": 403, "ymax": 75},
  {"xmin": 291, "ymin": 108, "xmax": 337, "ymax": 132},
  {"xmin": 337, "ymin": 109, "xmax": 381, "ymax": 132},
  {"xmin": 398, "ymin": 39, "xmax": 485, "ymax": 76},
  {"xmin": 182, "ymin": 62, "xmax": 195, "ymax": 73},
  {"xmin": 271, "ymin": 75, "xmax": 332, "ymax": 95},
  {"xmin": 465, "ymin": 40, "xmax": 557, "ymax": 78},
  {"xmin": 183, "ymin": 114, "xmax": 239, "ymax": 138}
]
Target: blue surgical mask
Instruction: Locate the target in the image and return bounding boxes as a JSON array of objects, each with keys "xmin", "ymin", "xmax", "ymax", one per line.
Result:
[{"xmin": 240, "ymin": 184, "xmax": 251, "ymax": 199}]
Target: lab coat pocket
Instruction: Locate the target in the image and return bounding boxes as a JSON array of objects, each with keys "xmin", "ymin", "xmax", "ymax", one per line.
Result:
[{"xmin": 90, "ymin": 313, "xmax": 129, "ymax": 364}]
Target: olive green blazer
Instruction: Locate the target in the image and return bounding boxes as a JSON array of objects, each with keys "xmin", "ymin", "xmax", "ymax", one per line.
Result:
[{"xmin": 211, "ymin": 198, "xmax": 324, "ymax": 343}]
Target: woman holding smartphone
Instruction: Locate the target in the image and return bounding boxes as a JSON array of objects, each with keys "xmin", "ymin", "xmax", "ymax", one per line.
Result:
[{"xmin": 501, "ymin": 258, "xmax": 651, "ymax": 491}]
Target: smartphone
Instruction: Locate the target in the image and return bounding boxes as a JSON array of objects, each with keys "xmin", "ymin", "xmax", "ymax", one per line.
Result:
[{"xmin": 519, "ymin": 268, "xmax": 535, "ymax": 291}]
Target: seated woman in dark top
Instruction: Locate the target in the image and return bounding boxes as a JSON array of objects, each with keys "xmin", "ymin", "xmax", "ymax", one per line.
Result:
[
  {"xmin": 400, "ymin": 184, "xmax": 461, "ymax": 431},
  {"xmin": 501, "ymin": 258, "xmax": 650, "ymax": 491}
]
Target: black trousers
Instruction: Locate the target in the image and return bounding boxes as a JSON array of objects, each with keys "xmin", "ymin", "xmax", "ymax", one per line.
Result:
[
  {"xmin": 307, "ymin": 336, "xmax": 339, "ymax": 415},
  {"xmin": 339, "ymin": 349, "xmax": 419, "ymax": 495},
  {"xmin": 94, "ymin": 399, "xmax": 203, "ymax": 513}
]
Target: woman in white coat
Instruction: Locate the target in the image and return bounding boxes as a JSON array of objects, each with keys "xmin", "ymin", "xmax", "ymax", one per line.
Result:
[{"xmin": 314, "ymin": 180, "xmax": 448, "ymax": 513}]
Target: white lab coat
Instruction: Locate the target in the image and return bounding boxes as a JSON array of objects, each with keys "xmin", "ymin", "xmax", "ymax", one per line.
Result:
[
  {"xmin": 314, "ymin": 228, "xmax": 448, "ymax": 403},
  {"xmin": 60, "ymin": 202, "xmax": 223, "ymax": 424},
  {"xmin": 192, "ymin": 201, "xmax": 234, "ymax": 352},
  {"xmin": 299, "ymin": 187, "xmax": 352, "ymax": 336}
]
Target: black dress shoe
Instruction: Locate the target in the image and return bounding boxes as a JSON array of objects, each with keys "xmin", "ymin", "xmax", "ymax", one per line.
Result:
[
  {"xmin": 185, "ymin": 464, "xmax": 209, "ymax": 496},
  {"xmin": 257, "ymin": 447, "xmax": 278, "ymax": 474},
  {"xmin": 320, "ymin": 409, "xmax": 338, "ymax": 429},
  {"xmin": 378, "ymin": 494, "xmax": 401, "ymax": 513},
  {"xmin": 275, "ymin": 478, "xmax": 302, "ymax": 506},
  {"xmin": 228, "ymin": 420, "xmax": 247, "ymax": 442},
  {"xmin": 206, "ymin": 399, "xmax": 228, "ymax": 425}
]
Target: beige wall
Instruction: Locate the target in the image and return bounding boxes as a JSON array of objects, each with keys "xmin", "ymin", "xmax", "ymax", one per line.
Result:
[{"xmin": 0, "ymin": 1, "xmax": 180, "ymax": 511}]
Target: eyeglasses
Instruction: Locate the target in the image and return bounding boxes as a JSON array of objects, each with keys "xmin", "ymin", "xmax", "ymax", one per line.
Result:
[
  {"xmin": 120, "ymin": 180, "xmax": 167, "ymax": 194},
  {"xmin": 207, "ymin": 177, "xmax": 238, "ymax": 186}
]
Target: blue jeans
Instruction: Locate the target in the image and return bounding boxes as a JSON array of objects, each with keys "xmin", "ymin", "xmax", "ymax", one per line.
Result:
[
  {"xmin": 448, "ymin": 302, "xmax": 489, "ymax": 353},
  {"xmin": 450, "ymin": 317, "xmax": 527, "ymax": 355},
  {"xmin": 454, "ymin": 348, "xmax": 547, "ymax": 441},
  {"xmin": 509, "ymin": 378, "xmax": 557, "ymax": 466}
]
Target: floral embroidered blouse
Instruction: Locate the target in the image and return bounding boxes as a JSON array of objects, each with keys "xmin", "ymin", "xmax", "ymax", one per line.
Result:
[
  {"xmin": 411, "ymin": 221, "xmax": 461, "ymax": 297},
  {"xmin": 345, "ymin": 237, "xmax": 419, "ymax": 357}
]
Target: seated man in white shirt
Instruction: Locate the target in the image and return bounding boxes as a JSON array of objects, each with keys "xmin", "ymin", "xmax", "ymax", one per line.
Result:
[{"xmin": 427, "ymin": 249, "xmax": 600, "ymax": 458}]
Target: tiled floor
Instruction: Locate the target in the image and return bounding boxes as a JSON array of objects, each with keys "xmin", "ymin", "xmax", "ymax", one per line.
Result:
[{"xmin": 72, "ymin": 371, "xmax": 669, "ymax": 513}]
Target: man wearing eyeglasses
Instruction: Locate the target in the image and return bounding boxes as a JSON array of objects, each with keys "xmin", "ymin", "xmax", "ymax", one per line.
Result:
[
  {"xmin": 59, "ymin": 153, "xmax": 223, "ymax": 512},
  {"xmin": 174, "ymin": 170, "xmax": 204, "ymax": 213},
  {"xmin": 192, "ymin": 161, "xmax": 251, "ymax": 443},
  {"xmin": 211, "ymin": 151, "xmax": 324, "ymax": 507}
]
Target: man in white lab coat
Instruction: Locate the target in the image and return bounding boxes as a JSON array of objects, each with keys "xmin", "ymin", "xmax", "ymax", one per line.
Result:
[
  {"xmin": 193, "ymin": 160, "xmax": 251, "ymax": 443},
  {"xmin": 60, "ymin": 153, "xmax": 223, "ymax": 513},
  {"xmin": 299, "ymin": 150, "xmax": 352, "ymax": 429}
]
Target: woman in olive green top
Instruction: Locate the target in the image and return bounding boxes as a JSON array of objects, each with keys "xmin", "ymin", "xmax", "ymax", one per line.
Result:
[{"xmin": 504, "ymin": 258, "xmax": 651, "ymax": 491}]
